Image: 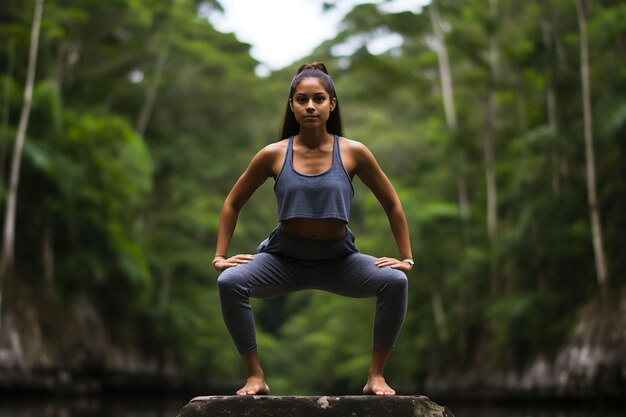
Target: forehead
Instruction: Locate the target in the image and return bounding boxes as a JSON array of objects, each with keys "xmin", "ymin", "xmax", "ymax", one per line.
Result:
[{"xmin": 293, "ymin": 77, "xmax": 329, "ymax": 94}]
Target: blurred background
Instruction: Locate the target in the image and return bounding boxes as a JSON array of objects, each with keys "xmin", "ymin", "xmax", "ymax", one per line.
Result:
[{"xmin": 0, "ymin": 0, "xmax": 625, "ymax": 414}]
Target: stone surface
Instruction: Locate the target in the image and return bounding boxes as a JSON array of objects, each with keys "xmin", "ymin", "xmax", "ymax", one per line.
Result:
[{"xmin": 176, "ymin": 395, "xmax": 455, "ymax": 417}]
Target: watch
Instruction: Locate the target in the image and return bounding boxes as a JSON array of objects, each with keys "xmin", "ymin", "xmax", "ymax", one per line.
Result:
[{"xmin": 402, "ymin": 258, "xmax": 414, "ymax": 266}]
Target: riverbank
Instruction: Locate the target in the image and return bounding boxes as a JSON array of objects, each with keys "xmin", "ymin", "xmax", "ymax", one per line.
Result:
[
  {"xmin": 425, "ymin": 293, "xmax": 626, "ymax": 403},
  {"xmin": 1, "ymin": 280, "xmax": 624, "ymax": 402}
]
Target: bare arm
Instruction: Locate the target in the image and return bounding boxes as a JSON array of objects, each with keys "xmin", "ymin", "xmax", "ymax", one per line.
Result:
[
  {"xmin": 353, "ymin": 142, "xmax": 413, "ymax": 271},
  {"xmin": 213, "ymin": 146, "xmax": 276, "ymax": 271}
]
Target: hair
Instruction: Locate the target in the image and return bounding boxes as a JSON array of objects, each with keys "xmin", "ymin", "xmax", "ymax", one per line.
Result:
[{"xmin": 279, "ymin": 62, "xmax": 344, "ymax": 139}]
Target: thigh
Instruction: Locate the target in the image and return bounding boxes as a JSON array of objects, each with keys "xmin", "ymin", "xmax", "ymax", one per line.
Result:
[
  {"xmin": 217, "ymin": 252, "xmax": 302, "ymax": 299},
  {"xmin": 316, "ymin": 253, "xmax": 406, "ymax": 298}
]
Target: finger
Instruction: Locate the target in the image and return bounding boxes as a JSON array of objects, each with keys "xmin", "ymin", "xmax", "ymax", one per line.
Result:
[
  {"xmin": 231, "ymin": 255, "xmax": 254, "ymax": 262},
  {"xmin": 390, "ymin": 262, "xmax": 411, "ymax": 271}
]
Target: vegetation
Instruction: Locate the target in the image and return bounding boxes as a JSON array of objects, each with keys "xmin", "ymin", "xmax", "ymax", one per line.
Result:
[{"xmin": 0, "ymin": 0, "xmax": 624, "ymax": 394}]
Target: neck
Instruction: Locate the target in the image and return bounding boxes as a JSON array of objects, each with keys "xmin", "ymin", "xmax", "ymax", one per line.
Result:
[{"xmin": 297, "ymin": 128, "xmax": 332, "ymax": 149}]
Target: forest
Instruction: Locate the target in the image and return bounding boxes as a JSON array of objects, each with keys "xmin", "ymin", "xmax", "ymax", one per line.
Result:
[{"xmin": 0, "ymin": 0, "xmax": 624, "ymax": 398}]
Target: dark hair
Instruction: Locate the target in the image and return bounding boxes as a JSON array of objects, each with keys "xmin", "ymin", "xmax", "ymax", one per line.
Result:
[{"xmin": 279, "ymin": 62, "xmax": 344, "ymax": 139}]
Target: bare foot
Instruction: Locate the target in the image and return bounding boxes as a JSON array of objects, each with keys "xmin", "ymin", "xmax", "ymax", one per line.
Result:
[
  {"xmin": 363, "ymin": 375, "xmax": 396, "ymax": 396},
  {"xmin": 236, "ymin": 375, "xmax": 270, "ymax": 396}
]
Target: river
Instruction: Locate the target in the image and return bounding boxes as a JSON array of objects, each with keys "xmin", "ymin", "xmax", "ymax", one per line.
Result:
[{"xmin": 0, "ymin": 396, "xmax": 622, "ymax": 416}]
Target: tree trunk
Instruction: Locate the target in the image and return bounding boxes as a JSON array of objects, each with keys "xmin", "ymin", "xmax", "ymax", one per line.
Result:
[
  {"xmin": 427, "ymin": 0, "xmax": 457, "ymax": 349},
  {"xmin": 484, "ymin": 92, "xmax": 497, "ymax": 240},
  {"xmin": 454, "ymin": 156, "xmax": 470, "ymax": 222},
  {"xmin": 431, "ymin": 290, "xmax": 449, "ymax": 344},
  {"xmin": 546, "ymin": 75, "xmax": 559, "ymax": 193},
  {"xmin": 1, "ymin": 0, "xmax": 45, "ymax": 278},
  {"xmin": 43, "ymin": 222, "xmax": 54, "ymax": 286},
  {"xmin": 135, "ymin": 45, "xmax": 169, "ymax": 137},
  {"xmin": 1, "ymin": 38, "xmax": 16, "ymax": 189},
  {"xmin": 0, "ymin": 0, "xmax": 45, "ymax": 335},
  {"xmin": 485, "ymin": 0, "xmax": 499, "ymax": 242},
  {"xmin": 575, "ymin": 0, "xmax": 609, "ymax": 298},
  {"xmin": 541, "ymin": 16, "xmax": 561, "ymax": 194},
  {"xmin": 429, "ymin": 1, "xmax": 469, "ymax": 222},
  {"xmin": 485, "ymin": 0, "xmax": 499, "ymax": 294},
  {"xmin": 157, "ymin": 266, "xmax": 172, "ymax": 313},
  {"xmin": 429, "ymin": 2, "xmax": 457, "ymax": 130}
]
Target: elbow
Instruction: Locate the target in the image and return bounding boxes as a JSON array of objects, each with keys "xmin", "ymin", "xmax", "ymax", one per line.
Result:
[
  {"xmin": 384, "ymin": 202, "xmax": 407, "ymax": 224},
  {"xmin": 382, "ymin": 198, "xmax": 403, "ymax": 216},
  {"xmin": 222, "ymin": 199, "xmax": 242, "ymax": 217}
]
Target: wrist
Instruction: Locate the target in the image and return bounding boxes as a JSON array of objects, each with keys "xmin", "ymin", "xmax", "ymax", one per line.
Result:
[
  {"xmin": 212, "ymin": 255, "xmax": 226, "ymax": 268},
  {"xmin": 401, "ymin": 258, "xmax": 414, "ymax": 267}
]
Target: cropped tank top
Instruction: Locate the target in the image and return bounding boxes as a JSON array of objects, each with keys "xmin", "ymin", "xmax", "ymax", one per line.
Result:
[{"xmin": 274, "ymin": 135, "xmax": 354, "ymax": 223}]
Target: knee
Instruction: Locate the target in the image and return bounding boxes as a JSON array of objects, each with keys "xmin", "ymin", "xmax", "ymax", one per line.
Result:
[
  {"xmin": 383, "ymin": 269, "xmax": 408, "ymax": 293},
  {"xmin": 217, "ymin": 269, "xmax": 246, "ymax": 296}
]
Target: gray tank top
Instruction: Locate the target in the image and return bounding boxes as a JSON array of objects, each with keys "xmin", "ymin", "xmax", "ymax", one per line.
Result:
[{"xmin": 274, "ymin": 135, "xmax": 354, "ymax": 223}]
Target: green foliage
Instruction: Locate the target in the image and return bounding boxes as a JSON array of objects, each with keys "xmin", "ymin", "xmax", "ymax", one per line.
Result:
[{"xmin": 1, "ymin": 0, "xmax": 624, "ymax": 395}]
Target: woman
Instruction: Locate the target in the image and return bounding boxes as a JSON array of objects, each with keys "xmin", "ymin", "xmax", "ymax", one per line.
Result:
[{"xmin": 213, "ymin": 63, "xmax": 413, "ymax": 396}]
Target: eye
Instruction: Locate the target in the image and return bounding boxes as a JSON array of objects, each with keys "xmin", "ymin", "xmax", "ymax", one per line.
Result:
[
  {"xmin": 314, "ymin": 96, "xmax": 326, "ymax": 103},
  {"xmin": 294, "ymin": 96, "xmax": 307, "ymax": 104}
]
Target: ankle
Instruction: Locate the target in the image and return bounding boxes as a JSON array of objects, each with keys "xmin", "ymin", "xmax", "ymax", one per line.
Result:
[{"xmin": 247, "ymin": 370, "xmax": 265, "ymax": 379}]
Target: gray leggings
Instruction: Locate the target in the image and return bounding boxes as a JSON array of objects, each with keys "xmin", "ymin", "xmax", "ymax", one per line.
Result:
[{"xmin": 217, "ymin": 225, "xmax": 408, "ymax": 354}]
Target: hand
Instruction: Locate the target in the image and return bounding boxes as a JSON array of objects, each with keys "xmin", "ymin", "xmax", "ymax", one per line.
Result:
[
  {"xmin": 213, "ymin": 254, "xmax": 254, "ymax": 271},
  {"xmin": 375, "ymin": 257, "xmax": 413, "ymax": 272}
]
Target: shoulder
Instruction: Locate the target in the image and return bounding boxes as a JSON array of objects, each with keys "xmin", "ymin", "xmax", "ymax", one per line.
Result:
[
  {"xmin": 253, "ymin": 139, "xmax": 288, "ymax": 161},
  {"xmin": 250, "ymin": 139, "xmax": 289, "ymax": 177},
  {"xmin": 338, "ymin": 137, "xmax": 379, "ymax": 175},
  {"xmin": 339, "ymin": 136, "xmax": 376, "ymax": 163}
]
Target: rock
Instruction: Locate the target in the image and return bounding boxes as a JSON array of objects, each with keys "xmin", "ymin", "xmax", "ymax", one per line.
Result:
[{"xmin": 176, "ymin": 395, "xmax": 455, "ymax": 417}]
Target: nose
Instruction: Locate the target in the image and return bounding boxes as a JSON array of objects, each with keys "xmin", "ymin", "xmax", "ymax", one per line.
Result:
[{"xmin": 306, "ymin": 99, "xmax": 315, "ymax": 112}]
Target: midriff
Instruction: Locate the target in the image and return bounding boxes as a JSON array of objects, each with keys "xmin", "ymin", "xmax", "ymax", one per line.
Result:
[{"xmin": 280, "ymin": 218, "xmax": 347, "ymax": 240}]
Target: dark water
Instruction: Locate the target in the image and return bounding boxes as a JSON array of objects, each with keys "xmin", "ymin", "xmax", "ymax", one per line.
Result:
[
  {"xmin": 0, "ymin": 396, "xmax": 188, "ymax": 417},
  {"xmin": 444, "ymin": 402, "xmax": 623, "ymax": 417},
  {"xmin": 0, "ymin": 396, "xmax": 622, "ymax": 417}
]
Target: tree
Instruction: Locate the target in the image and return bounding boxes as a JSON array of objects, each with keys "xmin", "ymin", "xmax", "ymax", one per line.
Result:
[
  {"xmin": 428, "ymin": 1, "xmax": 469, "ymax": 223},
  {"xmin": 484, "ymin": 0, "xmax": 499, "ymax": 243},
  {"xmin": 0, "ymin": 0, "xmax": 44, "ymax": 328},
  {"xmin": 427, "ymin": 0, "xmax": 458, "ymax": 345},
  {"xmin": 575, "ymin": 0, "xmax": 609, "ymax": 298}
]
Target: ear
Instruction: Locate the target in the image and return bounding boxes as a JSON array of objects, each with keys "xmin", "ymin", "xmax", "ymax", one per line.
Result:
[
  {"xmin": 289, "ymin": 98, "xmax": 294, "ymax": 112},
  {"xmin": 330, "ymin": 97, "xmax": 337, "ymax": 112}
]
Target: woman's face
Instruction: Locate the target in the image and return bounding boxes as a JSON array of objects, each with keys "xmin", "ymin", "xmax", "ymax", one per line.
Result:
[{"xmin": 289, "ymin": 77, "xmax": 336, "ymax": 129}]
